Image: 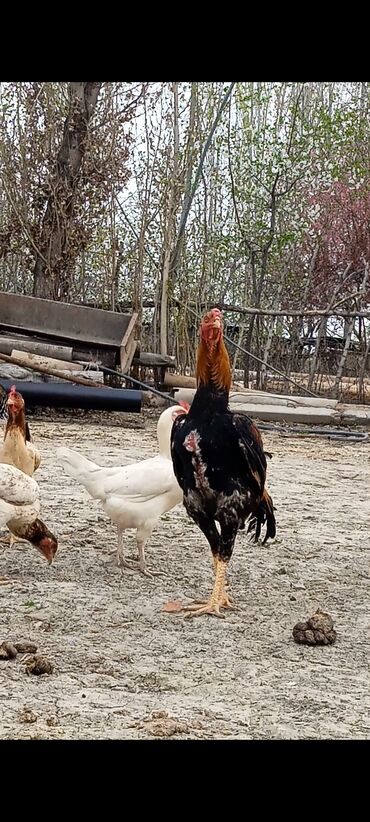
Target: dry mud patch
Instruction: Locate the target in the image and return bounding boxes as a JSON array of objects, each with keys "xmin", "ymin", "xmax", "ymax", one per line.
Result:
[{"xmin": 0, "ymin": 411, "xmax": 369, "ymax": 739}]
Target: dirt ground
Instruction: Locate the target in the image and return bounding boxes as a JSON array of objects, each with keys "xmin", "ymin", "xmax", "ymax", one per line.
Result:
[{"xmin": 0, "ymin": 409, "xmax": 369, "ymax": 740}]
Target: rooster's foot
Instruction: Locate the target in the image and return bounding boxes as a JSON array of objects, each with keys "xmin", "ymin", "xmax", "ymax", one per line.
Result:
[{"xmin": 182, "ymin": 600, "xmax": 226, "ymax": 619}]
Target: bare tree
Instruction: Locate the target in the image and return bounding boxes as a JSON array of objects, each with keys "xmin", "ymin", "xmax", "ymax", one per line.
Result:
[{"xmin": 33, "ymin": 83, "xmax": 102, "ymax": 299}]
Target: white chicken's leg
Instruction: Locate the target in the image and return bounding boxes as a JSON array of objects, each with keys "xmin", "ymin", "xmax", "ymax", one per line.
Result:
[
  {"xmin": 0, "ymin": 531, "xmax": 29, "ymax": 548},
  {"xmin": 136, "ymin": 536, "xmax": 163, "ymax": 578},
  {"xmin": 115, "ymin": 524, "xmax": 163, "ymax": 578},
  {"xmin": 134, "ymin": 522, "xmax": 165, "ymax": 577},
  {"xmin": 109, "ymin": 526, "xmax": 163, "ymax": 579},
  {"xmin": 114, "ymin": 528, "xmax": 137, "ymax": 571},
  {"xmin": 116, "ymin": 527, "xmax": 124, "ymax": 566},
  {"xmin": 107, "ymin": 528, "xmax": 134, "ymax": 570}
]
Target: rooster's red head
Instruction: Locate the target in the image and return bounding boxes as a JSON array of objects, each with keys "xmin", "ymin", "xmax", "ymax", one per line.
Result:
[
  {"xmin": 197, "ymin": 308, "xmax": 231, "ymax": 391},
  {"xmin": 200, "ymin": 308, "xmax": 223, "ymax": 349}
]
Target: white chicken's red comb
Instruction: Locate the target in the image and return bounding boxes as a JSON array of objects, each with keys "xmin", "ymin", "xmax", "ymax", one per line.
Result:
[{"xmin": 178, "ymin": 400, "xmax": 190, "ymax": 412}]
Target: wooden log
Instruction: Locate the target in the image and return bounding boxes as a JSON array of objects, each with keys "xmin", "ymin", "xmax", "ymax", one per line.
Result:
[
  {"xmin": 44, "ymin": 370, "xmax": 104, "ymax": 384},
  {"xmin": 134, "ymin": 352, "xmax": 176, "ymax": 367},
  {"xmin": 0, "ymin": 336, "xmax": 73, "ymax": 360},
  {"xmin": 164, "ymin": 372, "xmax": 196, "ymax": 388},
  {"xmin": 229, "ymin": 391, "xmax": 339, "ymax": 409},
  {"xmin": 0, "ymin": 351, "xmax": 106, "ymax": 389},
  {"xmin": 11, "ymin": 350, "xmax": 81, "ymax": 372},
  {"xmin": 229, "ymin": 404, "xmax": 342, "ymax": 426},
  {"xmin": 174, "ymin": 388, "xmax": 340, "ymax": 409}
]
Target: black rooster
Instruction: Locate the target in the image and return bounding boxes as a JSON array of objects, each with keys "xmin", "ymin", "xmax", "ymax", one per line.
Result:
[{"xmin": 171, "ymin": 308, "xmax": 275, "ymax": 618}]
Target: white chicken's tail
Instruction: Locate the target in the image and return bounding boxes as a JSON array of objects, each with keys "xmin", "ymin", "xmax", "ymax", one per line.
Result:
[{"xmin": 57, "ymin": 446, "xmax": 103, "ymax": 499}]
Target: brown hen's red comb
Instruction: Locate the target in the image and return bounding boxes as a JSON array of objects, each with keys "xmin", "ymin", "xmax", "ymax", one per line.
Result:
[{"xmin": 9, "ymin": 384, "xmax": 17, "ymax": 396}]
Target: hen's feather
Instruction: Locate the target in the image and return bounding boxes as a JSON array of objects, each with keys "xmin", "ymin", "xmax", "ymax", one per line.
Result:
[
  {"xmin": 0, "ymin": 463, "xmax": 40, "ymax": 535},
  {"xmin": 57, "ymin": 447, "xmax": 179, "ymax": 503},
  {"xmin": 56, "ymin": 406, "xmax": 186, "ymax": 547}
]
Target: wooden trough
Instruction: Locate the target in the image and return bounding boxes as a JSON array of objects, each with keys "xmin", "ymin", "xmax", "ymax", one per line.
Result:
[{"xmin": 0, "ymin": 291, "xmax": 138, "ymax": 372}]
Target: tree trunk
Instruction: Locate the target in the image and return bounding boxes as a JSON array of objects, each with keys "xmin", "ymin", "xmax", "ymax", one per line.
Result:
[
  {"xmin": 33, "ymin": 82, "xmax": 102, "ymax": 300},
  {"xmin": 160, "ymin": 83, "xmax": 180, "ymax": 355}
]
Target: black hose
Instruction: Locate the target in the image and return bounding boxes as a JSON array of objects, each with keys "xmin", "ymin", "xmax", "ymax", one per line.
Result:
[
  {"xmin": 98, "ymin": 364, "xmax": 180, "ymax": 406},
  {"xmin": 0, "ymin": 379, "xmax": 142, "ymax": 412}
]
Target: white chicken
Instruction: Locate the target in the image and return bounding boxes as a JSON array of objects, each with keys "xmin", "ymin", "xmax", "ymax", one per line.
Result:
[
  {"xmin": 0, "ymin": 463, "xmax": 57, "ymax": 565},
  {"xmin": 57, "ymin": 404, "xmax": 188, "ymax": 577}
]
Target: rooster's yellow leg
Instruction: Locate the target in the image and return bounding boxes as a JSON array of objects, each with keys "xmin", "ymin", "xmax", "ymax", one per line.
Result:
[
  {"xmin": 214, "ymin": 554, "xmax": 234, "ymax": 609},
  {"xmin": 183, "ymin": 557, "xmax": 229, "ymax": 618}
]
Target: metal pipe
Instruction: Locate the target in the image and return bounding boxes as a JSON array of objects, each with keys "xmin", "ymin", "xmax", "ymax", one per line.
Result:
[{"xmin": 0, "ymin": 380, "xmax": 142, "ymax": 412}]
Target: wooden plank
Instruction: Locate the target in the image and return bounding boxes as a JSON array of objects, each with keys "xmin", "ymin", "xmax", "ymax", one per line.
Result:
[
  {"xmin": 120, "ymin": 336, "xmax": 137, "ymax": 373},
  {"xmin": 0, "ymin": 335, "xmax": 73, "ymax": 360},
  {"xmin": 119, "ymin": 313, "xmax": 138, "ymax": 373},
  {"xmin": 0, "ymin": 291, "xmax": 133, "ymax": 348},
  {"xmin": 120, "ymin": 311, "xmax": 138, "ymax": 349},
  {"xmin": 127, "ymin": 338, "xmax": 139, "ymax": 372},
  {"xmin": 12, "ymin": 350, "xmax": 81, "ymax": 372}
]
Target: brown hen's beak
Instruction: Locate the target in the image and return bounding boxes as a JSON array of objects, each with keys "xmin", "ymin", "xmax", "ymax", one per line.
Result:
[{"xmin": 211, "ymin": 318, "xmax": 221, "ymax": 329}]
